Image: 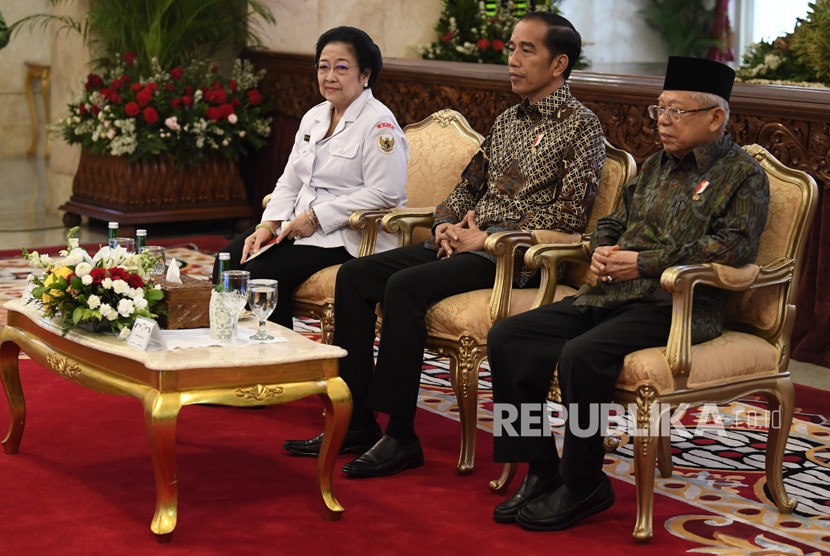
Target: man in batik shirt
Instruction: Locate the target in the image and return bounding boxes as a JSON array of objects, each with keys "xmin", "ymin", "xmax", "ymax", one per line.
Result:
[
  {"xmin": 283, "ymin": 12, "xmax": 606, "ymax": 478},
  {"xmin": 489, "ymin": 56, "xmax": 769, "ymax": 531}
]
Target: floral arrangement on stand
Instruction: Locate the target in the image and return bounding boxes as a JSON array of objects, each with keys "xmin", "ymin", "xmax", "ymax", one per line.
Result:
[
  {"xmin": 417, "ymin": 0, "xmax": 562, "ymax": 64},
  {"xmin": 57, "ymin": 54, "xmax": 273, "ymax": 165},
  {"xmin": 737, "ymin": 2, "xmax": 830, "ymax": 87},
  {"xmin": 24, "ymin": 228, "xmax": 165, "ymax": 336}
]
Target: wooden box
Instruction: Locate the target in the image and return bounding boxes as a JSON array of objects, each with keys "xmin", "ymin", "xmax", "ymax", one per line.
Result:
[{"xmin": 156, "ymin": 274, "xmax": 214, "ymax": 330}]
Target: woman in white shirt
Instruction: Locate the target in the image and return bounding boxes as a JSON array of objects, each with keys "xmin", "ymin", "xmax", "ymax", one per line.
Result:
[{"xmin": 213, "ymin": 26, "xmax": 409, "ymax": 328}]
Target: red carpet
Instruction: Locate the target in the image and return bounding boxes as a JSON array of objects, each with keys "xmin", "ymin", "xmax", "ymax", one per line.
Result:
[{"xmin": 0, "ymin": 359, "xmax": 703, "ymax": 555}]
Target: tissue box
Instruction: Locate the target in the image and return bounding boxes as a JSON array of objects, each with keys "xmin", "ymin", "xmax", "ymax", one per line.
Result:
[{"xmin": 155, "ymin": 274, "xmax": 213, "ymax": 330}]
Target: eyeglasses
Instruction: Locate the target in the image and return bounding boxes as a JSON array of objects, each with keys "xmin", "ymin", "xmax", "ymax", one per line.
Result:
[
  {"xmin": 648, "ymin": 104, "xmax": 718, "ymax": 121},
  {"xmin": 314, "ymin": 63, "xmax": 356, "ymax": 76}
]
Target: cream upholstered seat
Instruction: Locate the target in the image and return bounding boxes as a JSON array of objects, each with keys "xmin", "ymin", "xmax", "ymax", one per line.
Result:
[
  {"xmin": 489, "ymin": 144, "xmax": 818, "ymax": 542},
  {"xmin": 264, "ymin": 109, "xmax": 484, "ymax": 343},
  {"xmin": 382, "ymin": 140, "xmax": 636, "ymax": 474}
]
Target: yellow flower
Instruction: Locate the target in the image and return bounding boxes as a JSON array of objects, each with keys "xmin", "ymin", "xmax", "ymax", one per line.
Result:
[{"xmin": 41, "ymin": 266, "xmax": 73, "ymax": 304}]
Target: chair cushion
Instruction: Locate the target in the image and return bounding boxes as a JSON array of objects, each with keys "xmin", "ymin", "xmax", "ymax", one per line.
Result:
[
  {"xmin": 616, "ymin": 330, "xmax": 781, "ymax": 394},
  {"xmin": 425, "ymin": 285, "xmax": 578, "ymax": 343},
  {"xmin": 292, "ymin": 265, "xmax": 339, "ymax": 305}
]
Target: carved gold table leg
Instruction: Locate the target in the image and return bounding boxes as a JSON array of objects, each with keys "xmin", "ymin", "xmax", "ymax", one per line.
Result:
[
  {"xmin": 143, "ymin": 392, "xmax": 183, "ymax": 542},
  {"xmin": 316, "ymin": 377, "xmax": 350, "ymax": 520},
  {"xmin": 0, "ymin": 339, "xmax": 25, "ymax": 455}
]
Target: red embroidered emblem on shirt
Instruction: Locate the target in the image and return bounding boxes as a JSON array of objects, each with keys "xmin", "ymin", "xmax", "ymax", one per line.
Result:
[{"xmin": 376, "ymin": 122, "xmax": 394, "ymax": 130}]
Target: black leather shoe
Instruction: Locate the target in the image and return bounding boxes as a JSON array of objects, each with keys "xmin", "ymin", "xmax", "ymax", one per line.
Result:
[
  {"xmin": 341, "ymin": 435, "xmax": 424, "ymax": 478},
  {"xmin": 516, "ymin": 475, "xmax": 615, "ymax": 531},
  {"xmin": 493, "ymin": 472, "xmax": 562, "ymax": 523},
  {"xmin": 282, "ymin": 424, "xmax": 382, "ymax": 457}
]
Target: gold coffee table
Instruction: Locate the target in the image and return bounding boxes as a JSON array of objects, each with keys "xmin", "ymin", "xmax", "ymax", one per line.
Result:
[{"xmin": 0, "ymin": 299, "xmax": 350, "ymax": 541}]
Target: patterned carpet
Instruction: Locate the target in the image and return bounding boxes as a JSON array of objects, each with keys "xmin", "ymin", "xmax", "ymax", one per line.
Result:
[{"xmin": 2, "ymin": 244, "xmax": 829, "ymax": 554}]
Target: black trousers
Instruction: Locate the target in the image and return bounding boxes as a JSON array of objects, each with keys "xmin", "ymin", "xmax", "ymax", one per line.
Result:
[
  {"xmin": 488, "ymin": 293, "xmax": 672, "ymax": 489},
  {"xmin": 333, "ymin": 243, "xmax": 498, "ymax": 422},
  {"xmin": 212, "ymin": 226, "xmax": 352, "ymax": 328}
]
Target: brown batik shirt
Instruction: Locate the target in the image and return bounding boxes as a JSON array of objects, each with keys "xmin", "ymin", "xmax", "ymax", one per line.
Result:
[
  {"xmin": 431, "ymin": 83, "xmax": 605, "ymax": 285},
  {"xmin": 573, "ymin": 134, "xmax": 770, "ymax": 343}
]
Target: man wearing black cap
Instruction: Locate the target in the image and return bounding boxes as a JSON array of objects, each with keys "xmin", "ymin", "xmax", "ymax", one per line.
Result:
[{"xmin": 488, "ymin": 56, "xmax": 770, "ymax": 531}]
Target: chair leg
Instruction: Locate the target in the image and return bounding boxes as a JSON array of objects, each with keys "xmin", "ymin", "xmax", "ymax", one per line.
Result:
[
  {"xmin": 318, "ymin": 303, "xmax": 335, "ymax": 345},
  {"xmin": 762, "ymin": 378, "xmax": 798, "ymax": 513},
  {"xmin": 489, "ymin": 462, "xmax": 518, "ymax": 493},
  {"xmin": 631, "ymin": 385, "xmax": 659, "ymax": 543},
  {"xmin": 443, "ymin": 337, "xmax": 485, "ymax": 475}
]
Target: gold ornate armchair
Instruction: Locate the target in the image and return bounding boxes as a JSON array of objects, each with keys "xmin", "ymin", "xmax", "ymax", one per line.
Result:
[
  {"xmin": 263, "ymin": 109, "xmax": 484, "ymax": 343},
  {"xmin": 489, "ymin": 144, "xmax": 818, "ymax": 542},
  {"xmin": 381, "ymin": 140, "xmax": 636, "ymax": 474}
]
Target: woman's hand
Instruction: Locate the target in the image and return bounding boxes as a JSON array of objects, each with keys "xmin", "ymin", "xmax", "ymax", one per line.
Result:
[
  {"xmin": 276, "ymin": 210, "xmax": 317, "ymax": 243},
  {"xmin": 241, "ymin": 221, "xmax": 278, "ymax": 263}
]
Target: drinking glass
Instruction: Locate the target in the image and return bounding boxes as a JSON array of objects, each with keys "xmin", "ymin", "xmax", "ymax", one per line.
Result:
[
  {"xmin": 220, "ymin": 270, "xmax": 250, "ymax": 344},
  {"xmin": 140, "ymin": 245, "xmax": 167, "ymax": 275},
  {"xmin": 248, "ymin": 279, "xmax": 278, "ymax": 340},
  {"xmin": 108, "ymin": 237, "xmax": 136, "ymax": 254}
]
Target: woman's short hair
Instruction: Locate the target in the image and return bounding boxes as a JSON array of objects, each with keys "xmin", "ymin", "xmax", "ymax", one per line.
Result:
[
  {"xmin": 519, "ymin": 12, "xmax": 581, "ymax": 80},
  {"xmin": 315, "ymin": 26, "xmax": 383, "ymax": 88}
]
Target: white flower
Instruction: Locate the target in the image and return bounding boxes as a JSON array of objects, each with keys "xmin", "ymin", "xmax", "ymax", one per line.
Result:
[
  {"xmin": 117, "ymin": 298, "xmax": 135, "ymax": 317},
  {"xmin": 165, "ymin": 116, "xmax": 181, "ymax": 131},
  {"xmin": 119, "ymin": 327, "xmax": 131, "ymax": 340},
  {"xmin": 87, "ymin": 295, "xmax": 101, "ymax": 309},
  {"xmin": 227, "ymin": 113, "xmax": 238, "ymax": 124},
  {"xmin": 63, "ymin": 247, "xmax": 90, "ymax": 266},
  {"xmin": 82, "ymin": 274, "xmax": 93, "ymax": 286},
  {"xmin": 102, "ymin": 277, "xmax": 113, "ymax": 290},
  {"xmin": 134, "ymin": 297, "xmax": 148, "ymax": 310},
  {"xmin": 74, "ymin": 261, "xmax": 93, "ymax": 278},
  {"xmin": 26, "ymin": 274, "xmax": 35, "ymax": 282},
  {"xmin": 112, "ymin": 279, "xmax": 129, "ymax": 294},
  {"xmin": 99, "ymin": 303, "xmax": 115, "ymax": 318}
]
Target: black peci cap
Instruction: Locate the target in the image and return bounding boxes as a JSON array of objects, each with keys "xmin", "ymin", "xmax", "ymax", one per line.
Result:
[{"xmin": 663, "ymin": 56, "xmax": 736, "ymax": 101}]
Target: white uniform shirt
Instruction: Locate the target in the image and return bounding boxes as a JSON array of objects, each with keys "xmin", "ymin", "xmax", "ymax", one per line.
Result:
[{"xmin": 261, "ymin": 88, "xmax": 409, "ymax": 256}]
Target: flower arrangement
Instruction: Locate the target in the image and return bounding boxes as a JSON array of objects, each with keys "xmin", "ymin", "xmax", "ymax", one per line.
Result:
[
  {"xmin": 56, "ymin": 55, "xmax": 273, "ymax": 165},
  {"xmin": 24, "ymin": 228, "xmax": 165, "ymax": 336},
  {"xmin": 737, "ymin": 2, "xmax": 830, "ymax": 87},
  {"xmin": 418, "ymin": 0, "xmax": 561, "ymax": 64}
]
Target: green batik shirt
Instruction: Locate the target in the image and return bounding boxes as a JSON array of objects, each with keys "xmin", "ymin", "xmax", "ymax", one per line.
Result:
[
  {"xmin": 573, "ymin": 134, "xmax": 770, "ymax": 343},
  {"xmin": 430, "ymin": 83, "xmax": 605, "ymax": 286}
]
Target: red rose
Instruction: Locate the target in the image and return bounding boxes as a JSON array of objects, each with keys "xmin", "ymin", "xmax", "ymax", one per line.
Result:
[
  {"xmin": 127, "ymin": 274, "xmax": 144, "ymax": 289},
  {"xmin": 91, "ymin": 105, "xmax": 101, "ymax": 115},
  {"xmin": 108, "ymin": 267, "xmax": 128, "ymax": 281},
  {"xmin": 170, "ymin": 67, "xmax": 184, "ymax": 80},
  {"xmin": 136, "ymin": 87, "xmax": 153, "ymax": 107},
  {"xmin": 228, "ymin": 80, "xmax": 238, "ymax": 91},
  {"xmin": 78, "ymin": 104, "xmax": 88, "ymax": 116},
  {"xmin": 123, "ymin": 52, "xmax": 137, "ymax": 64},
  {"xmin": 211, "ymin": 88, "xmax": 227, "ymax": 104},
  {"xmin": 124, "ymin": 101, "xmax": 140, "ymax": 117},
  {"xmin": 206, "ymin": 106, "xmax": 222, "ymax": 122},
  {"xmin": 143, "ymin": 107, "xmax": 159, "ymax": 125},
  {"xmin": 110, "ymin": 92, "xmax": 122, "ymax": 105},
  {"xmin": 231, "ymin": 98, "xmax": 240, "ymax": 108},
  {"xmin": 165, "ymin": 83, "xmax": 174, "ymax": 92},
  {"xmin": 181, "ymin": 95, "xmax": 193, "ymax": 107},
  {"xmin": 90, "ymin": 267, "xmax": 107, "ymax": 284},
  {"xmin": 147, "ymin": 82, "xmax": 158, "ymax": 92},
  {"xmin": 477, "ymin": 38, "xmax": 491, "ymax": 50},
  {"xmin": 219, "ymin": 103, "xmax": 235, "ymax": 119},
  {"xmin": 442, "ymin": 30, "xmax": 454, "ymax": 43},
  {"xmin": 170, "ymin": 97, "xmax": 182, "ymax": 110},
  {"xmin": 184, "ymin": 85, "xmax": 194, "ymax": 95},
  {"xmin": 493, "ymin": 39, "xmax": 505, "ymax": 51},
  {"xmin": 247, "ymin": 89, "xmax": 263, "ymax": 106},
  {"xmin": 130, "ymin": 82, "xmax": 143, "ymax": 93},
  {"xmin": 85, "ymin": 73, "xmax": 104, "ymax": 91}
]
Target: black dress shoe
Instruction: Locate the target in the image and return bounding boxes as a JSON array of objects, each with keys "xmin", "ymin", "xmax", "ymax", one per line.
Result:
[
  {"xmin": 517, "ymin": 475, "xmax": 615, "ymax": 531},
  {"xmin": 493, "ymin": 472, "xmax": 562, "ymax": 523},
  {"xmin": 341, "ymin": 435, "xmax": 424, "ymax": 478},
  {"xmin": 282, "ymin": 424, "xmax": 382, "ymax": 457}
]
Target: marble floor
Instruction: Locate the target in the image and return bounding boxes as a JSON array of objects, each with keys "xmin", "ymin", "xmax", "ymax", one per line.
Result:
[{"xmin": 1, "ymin": 153, "xmax": 828, "ymax": 391}]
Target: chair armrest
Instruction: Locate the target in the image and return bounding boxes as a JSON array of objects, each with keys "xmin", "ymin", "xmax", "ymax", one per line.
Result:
[
  {"xmin": 484, "ymin": 231, "xmax": 535, "ymax": 323},
  {"xmin": 660, "ymin": 258, "xmax": 796, "ymax": 378},
  {"xmin": 524, "ymin": 241, "xmax": 591, "ymax": 309},
  {"xmin": 381, "ymin": 207, "xmax": 436, "ymax": 247},
  {"xmin": 349, "ymin": 208, "xmax": 394, "ymax": 257}
]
